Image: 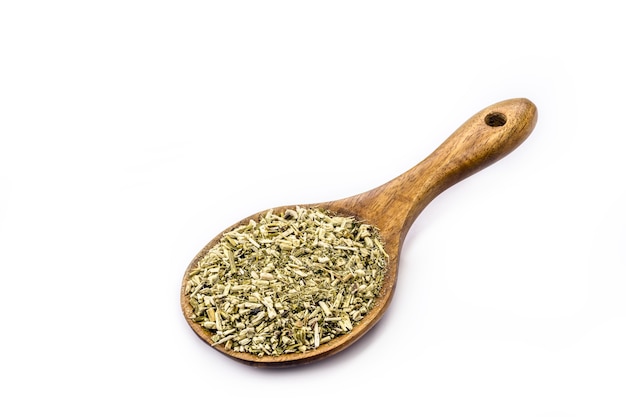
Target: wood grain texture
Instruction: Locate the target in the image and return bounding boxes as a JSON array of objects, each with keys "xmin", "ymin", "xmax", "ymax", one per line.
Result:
[{"xmin": 181, "ymin": 98, "xmax": 538, "ymax": 367}]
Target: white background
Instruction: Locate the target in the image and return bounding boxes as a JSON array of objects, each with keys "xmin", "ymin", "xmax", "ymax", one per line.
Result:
[{"xmin": 1, "ymin": 2, "xmax": 625, "ymax": 416}]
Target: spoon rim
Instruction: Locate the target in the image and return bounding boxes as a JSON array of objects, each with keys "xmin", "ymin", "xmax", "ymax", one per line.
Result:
[{"xmin": 180, "ymin": 202, "xmax": 401, "ymax": 367}]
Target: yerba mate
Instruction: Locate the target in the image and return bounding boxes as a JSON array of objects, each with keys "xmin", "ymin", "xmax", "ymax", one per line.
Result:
[{"xmin": 184, "ymin": 206, "xmax": 388, "ymax": 356}]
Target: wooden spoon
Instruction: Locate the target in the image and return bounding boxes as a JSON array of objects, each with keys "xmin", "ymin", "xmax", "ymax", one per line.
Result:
[{"xmin": 181, "ymin": 98, "xmax": 538, "ymax": 367}]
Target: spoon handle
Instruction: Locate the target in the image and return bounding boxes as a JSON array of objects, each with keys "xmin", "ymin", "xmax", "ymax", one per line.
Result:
[{"xmin": 332, "ymin": 98, "xmax": 537, "ymax": 242}]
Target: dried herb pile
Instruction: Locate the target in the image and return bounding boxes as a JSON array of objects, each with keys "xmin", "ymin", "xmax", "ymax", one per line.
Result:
[{"xmin": 184, "ymin": 206, "xmax": 388, "ymax": 356}]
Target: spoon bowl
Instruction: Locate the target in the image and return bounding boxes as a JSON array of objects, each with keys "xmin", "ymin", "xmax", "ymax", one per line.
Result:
[{"xmin": 181, "ymin": 98, "xmax": 538, "ymax": 367}]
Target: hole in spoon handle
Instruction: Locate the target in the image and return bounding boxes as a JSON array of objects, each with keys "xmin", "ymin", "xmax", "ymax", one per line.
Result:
[
  {"xmin": 370, "ymin": 98, "xmax": 537, "ymax": 241},
  {"xmin": 416, "ymin": 98, "xmax": 537, "ymax": 197}
]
